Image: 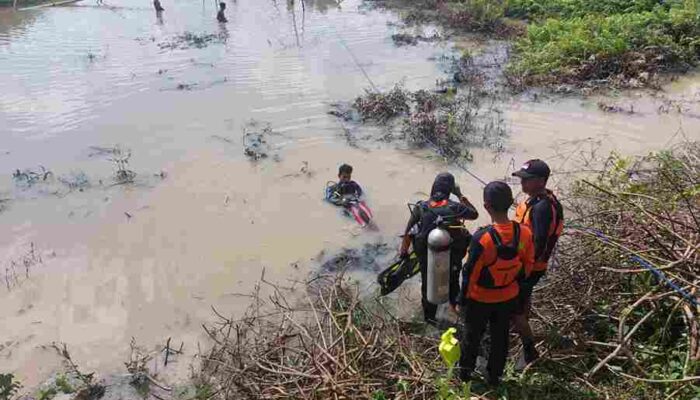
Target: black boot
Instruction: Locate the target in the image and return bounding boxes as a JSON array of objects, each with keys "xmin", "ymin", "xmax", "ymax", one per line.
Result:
[
  {"xmin": 459, "ymin": 367, "xmax": 472, "ymax": 382},
  {"xmin": 523, "ymin": 341, "xmax": 540, "ymax": 364},
  {"xmin": 486, "ymin": 375, "xmax": 501, "ymax": 387}
]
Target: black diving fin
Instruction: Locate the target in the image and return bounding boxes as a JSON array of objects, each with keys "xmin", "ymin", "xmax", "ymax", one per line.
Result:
[{"xmin": 377, "ymin": 251, "xmax": 420, "ymax": 296}]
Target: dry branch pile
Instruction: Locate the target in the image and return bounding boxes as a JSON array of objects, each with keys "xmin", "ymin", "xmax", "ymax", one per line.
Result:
[
  {"xmin": 199, "ymin": 274, "xmax": 448, "ymax": 400},
  {"xmin": 532, "ymin": 142, "xmax": 700, "ymax": 397}
]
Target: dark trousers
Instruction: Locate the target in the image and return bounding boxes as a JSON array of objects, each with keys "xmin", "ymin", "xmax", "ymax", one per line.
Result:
[
  {"xmin": 459, "ymin": 298, "xmax": 517, "ymax": 380},
  {"xmin": 416, "ymin": 234, "xmax": 469, "ymax": 323}
]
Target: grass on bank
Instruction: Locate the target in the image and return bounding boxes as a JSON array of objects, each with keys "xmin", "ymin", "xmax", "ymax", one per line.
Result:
[
  {"xmin": 508, "ymin": 0, "xmax": 700, "ymax": 87},
  {"xmin": 369, "ymin": 0, "xmax": 700, "ymax": 88}
]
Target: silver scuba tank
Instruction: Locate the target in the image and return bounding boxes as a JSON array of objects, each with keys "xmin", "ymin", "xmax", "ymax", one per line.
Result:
[{"xmin": 427, "ymin": 226, "xmax": 451, "ymax": 304}]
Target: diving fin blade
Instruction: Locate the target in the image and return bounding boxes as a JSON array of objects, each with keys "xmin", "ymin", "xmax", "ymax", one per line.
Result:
[{"xmin": 378, "ymin": 251, "xmax": 420, "ymax": 296}]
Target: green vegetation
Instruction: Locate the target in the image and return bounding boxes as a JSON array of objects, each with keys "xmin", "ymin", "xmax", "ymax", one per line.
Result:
[
  {"xmin": 506, "ymin": 0, "xmax": 664, "ymax": 19},
  {"xmin": 547, "ymin": 142, "xmax": 700, "ymax": 399},
  {"xmin": 54, "ymin": 375, "xmax": 74, "ymax": 394},
  {"xmin": 36, "ymin": 387, "xmax": 57, "ymax": 400},
  {"xmin": 0, "ymin": 374, "xmax": 21, "ymax": 400},
  {"xmin": 193, "ymin": 383, "xmax": 213, "ymax": 400},
  {"xmin": 371, "ymin": 0, "xmax": 700, "ymax": 87},
  {"xmin": 508, "ymin": 0, "xmax": 700, "ymax": 87}
]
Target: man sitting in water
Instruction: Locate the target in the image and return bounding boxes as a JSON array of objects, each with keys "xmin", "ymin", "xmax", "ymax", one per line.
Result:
[
  {"xmin": 325, "ymin": 163, "xmax": 372, "ymax": 226},
  {"xmin": 217, "ymin": 2, "xmax": 228, "ymax": 23},
  {"xmin": 326, "ymin": 164, "xmax": 363, "ymax": 204}
]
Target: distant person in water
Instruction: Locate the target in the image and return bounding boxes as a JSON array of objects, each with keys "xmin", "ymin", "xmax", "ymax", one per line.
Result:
[
  {"xmin": 153, "ymin": 0, "xmax": 164, "ymax": 12},
  {"xmin": 217, "ymin": 2, "xmax": 228, "ymax": 23}
]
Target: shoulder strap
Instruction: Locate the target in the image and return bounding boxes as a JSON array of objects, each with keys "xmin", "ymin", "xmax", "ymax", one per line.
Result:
[
  {"xmin": 486, "ymin": 226, "xmax": 503, "ymax": 247},
  {"xmin": 548, "ymin": 192, "xmax": 563, "ymax": 221},
  {"xmin": 523, "ymin": 196, "xmax": 538, "ymax": 222},
  {"xmin": 510, "ymin": 222, "xmax": 520, "ymax": 248}
]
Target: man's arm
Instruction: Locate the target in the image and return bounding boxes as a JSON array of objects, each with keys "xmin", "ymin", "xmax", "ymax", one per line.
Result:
[
  {"xmin": 453, "ymin": 202, "xmax": 479, "ymax": 221},
  {"xmin": 399, "ymin": 210, "xmax": 420, "ymax": 256},
  {"xmin": 452, "ymin": 184, "xmax": 479, "ymax": 220},
  {"xmin": 325, "ymin": 183, "xmax": 339, "ymax": 203},
  {"xmin": 530, "ymin": 201, "xmax": 553, "ymax": 262},
  {"xmin": 353, "ymin": 181, "xmax": 363, "ymax": 197},
  {"xmin": 521, "ymin": 226, "xmax": 536, "ymax": 278},
  {"xmin": 458, "ymin": 234, "xmax": 484, "ymax": 305}
]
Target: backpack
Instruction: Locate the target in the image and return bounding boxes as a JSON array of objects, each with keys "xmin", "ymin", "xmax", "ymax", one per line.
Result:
[{"xmin": 477, "ymin": 222, "xmax": 526, "ymax": 289}]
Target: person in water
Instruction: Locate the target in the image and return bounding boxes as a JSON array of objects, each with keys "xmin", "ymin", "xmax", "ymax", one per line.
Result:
[
  {"xmin": 153, "ymin": 0, "xmax": 164, "ymax": 12},
  {"xmin": 399, "ymin": 172, "xmax": 478, "ymax": 325},
  {"xmin": 326, "ymin": 164, "xmax": 363, "ymax": 204},
  {"xmin": 217, "ymin": 2, "xmax": 228, "ymax": 23}
]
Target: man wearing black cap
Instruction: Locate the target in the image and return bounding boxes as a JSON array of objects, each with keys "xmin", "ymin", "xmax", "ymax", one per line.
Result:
[
  {"xmin": 458, "ymin": 181, "xmax": 534, "ymax": 385},
  {"xmin": 511, "ymin": 159, "xmax": 564, "ymax": 365},
  {"xmin": 399, "ymin": 172, "xmax": 478, "ymax": 325}
]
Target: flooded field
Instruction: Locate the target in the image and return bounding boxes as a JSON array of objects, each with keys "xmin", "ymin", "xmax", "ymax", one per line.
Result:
[{"xmin": 1, "ymin": 0, "xmax": 699, "ymax": 386}]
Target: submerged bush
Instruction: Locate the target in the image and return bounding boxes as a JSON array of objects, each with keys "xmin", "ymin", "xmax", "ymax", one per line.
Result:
[{"xmin": 353, "ymin": 85, "xmax": 411, "ymax": 123}]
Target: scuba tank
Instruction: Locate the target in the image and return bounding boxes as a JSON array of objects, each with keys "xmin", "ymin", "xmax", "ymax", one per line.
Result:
[{"xmin": 427, "ymin": 221, "xmax": 452, "ymax": 304}]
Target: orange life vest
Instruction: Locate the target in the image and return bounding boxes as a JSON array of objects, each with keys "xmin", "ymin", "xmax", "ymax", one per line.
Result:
[
  {"xmin": 465, "ymin": 222, "xmax": 534, "ymax": 303},
  {"xmin": 477, "ymin": 223, "xmax": 526, "ymax": 289}
]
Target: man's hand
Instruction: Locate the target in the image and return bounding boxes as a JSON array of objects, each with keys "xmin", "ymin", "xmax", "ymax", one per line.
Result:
[
  {"xmin": 452, "ymin": 183, "xmax": 463, "ymax": 199},
  {"xmin": 399, "ymin": 234, "xmax": 412, "ymax": 259}
]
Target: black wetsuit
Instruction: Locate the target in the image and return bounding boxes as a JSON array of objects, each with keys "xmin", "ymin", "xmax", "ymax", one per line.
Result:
[{"xmin": 405, "ymin": 199, "xmax": 478, "ymax": 323}]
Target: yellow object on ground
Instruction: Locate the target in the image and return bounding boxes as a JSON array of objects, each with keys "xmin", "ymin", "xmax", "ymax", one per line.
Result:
[{"xmin": 439, "ymin": 327, "xmax": 460, "ymax": 368}]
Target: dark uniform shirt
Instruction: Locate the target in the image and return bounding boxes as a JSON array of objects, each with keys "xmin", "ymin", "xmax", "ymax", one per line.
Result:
[{"xmin": 514, "ymin": 190, "xmax": 564, "ymax": 271}]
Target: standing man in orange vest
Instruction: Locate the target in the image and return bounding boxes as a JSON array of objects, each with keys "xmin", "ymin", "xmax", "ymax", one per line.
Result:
[
  {"xmin": 511, "ymin": 159, "xmax": 564, "ymax": 365},
  {"xmin": 458, "ymin": 181, "xmax": 534, "ymax": 386}
]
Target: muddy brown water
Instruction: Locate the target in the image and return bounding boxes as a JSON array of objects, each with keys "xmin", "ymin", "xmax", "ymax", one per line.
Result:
[{"xmin": 1, "ymin": 0, "xmax": 699, "ymax": 386}]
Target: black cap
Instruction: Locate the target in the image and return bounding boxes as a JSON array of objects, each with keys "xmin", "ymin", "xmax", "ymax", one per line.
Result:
[
  {"xmin": 484, "ymin": 181, "xmax": 513, "ymax": 212},
  {"xmin": 512, "ymin": 159, "xmax": 550, "ymax": 179},
  {"xmin": 430, "ymin": 172, "xmax": 455, "ymax": 201}
]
